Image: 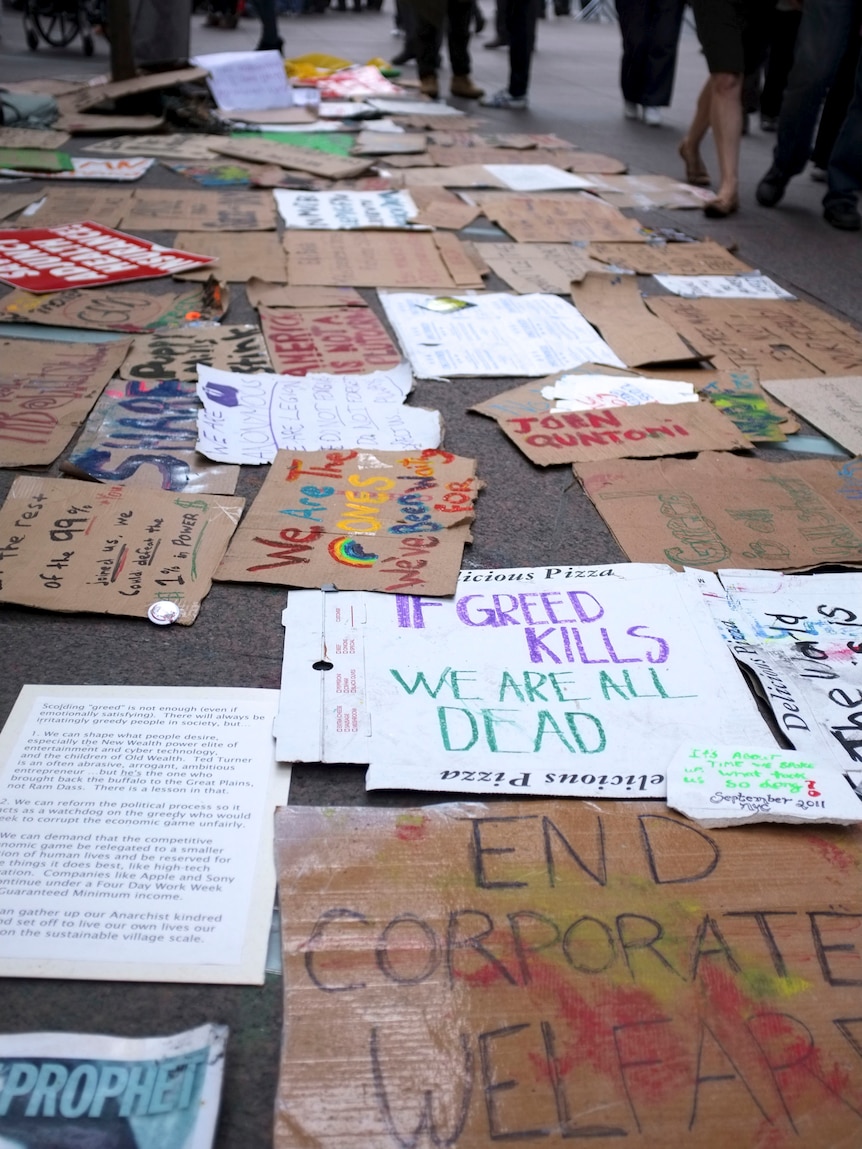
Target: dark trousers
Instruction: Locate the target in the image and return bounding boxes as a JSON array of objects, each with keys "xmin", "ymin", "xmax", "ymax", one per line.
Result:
[
  {"xmin": 255, "ymin": 0, "xmax": 281, "ymax": 47},
  {"xmin": 825, "ymin": 43, "xmax": 862, "ymax": 207},
  {"xmin": 416, "ymin": 0, "xmax": 472, "ymax": 77},
  {"xmin": 813, "ymin": 34, "xmax": 861, "ymax": 166},
  {"xmin": 760, "ymin": 8, "xmax": 801, "ymax": 118},
  {"xmin": 505, "ymin": 0, "xmax": 540, "ymax": 98},
  {"xmin": 773, "ymin": 0, "xmax": 862, "ymax": 177},
  {"xmin": 616, "ymin": 0, "xmax": 685, "ymax": 108}
]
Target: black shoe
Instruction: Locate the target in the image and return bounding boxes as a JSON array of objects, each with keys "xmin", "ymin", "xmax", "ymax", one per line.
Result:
[
  {"xmin": 484, "ymin": 37, "xmax": 508, "ymax": 47},
  {"xmin": 823, "ymin": 199, "xmax": 861, "ymax": 231},
  {"xmin": 756, "ymin": 164, "xmax": 789, "ymax": 207}
]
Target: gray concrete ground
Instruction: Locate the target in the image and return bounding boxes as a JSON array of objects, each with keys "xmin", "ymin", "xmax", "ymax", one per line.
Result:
[{"xmin": 0, "ymin": 7, "xmax": 861, "ymax": 1147}]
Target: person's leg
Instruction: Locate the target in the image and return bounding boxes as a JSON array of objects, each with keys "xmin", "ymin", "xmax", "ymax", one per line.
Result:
[
  {"xmin": 416, "ymin": 12, "xmax": 441, "ymax": 84},
  {"xmin": 447, "ymin": 0, "xmax": 473, "ymax": 78},
  {"xmin": 708, "ymin": 70, "xmax": 744, "ymax": 208},
  {"xmin": 679, "ymin": 77, "xmax": 713, "ymax": 186},
  {"xmin": 640, "ymin": 0, "xmax": 685, "ymax": 109},
  {"xmin": 616, "ymin": 0, "xmax": 647, "ymax": 108},
  {"xmin": 759, "ymin": 7, "xmax": 801, "ymax": 121},
  {"xmin": 505, "ymin": 0, "xmax": 538, "ymax": 98},
  {"xmin": 255, "ymin": 0, "xmax": 283, "ymax": 47},
  {"xmin": 823, "ymin": 46, "xmax": 862, "ymax": 228},
  {"xmin": 812, "ymin": 35, "xmax": 861, "ymax": 167}
]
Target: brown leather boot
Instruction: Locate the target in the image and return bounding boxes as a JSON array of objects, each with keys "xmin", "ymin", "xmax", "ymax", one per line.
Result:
[
  {"xmin": 420, "ymin": 73, "xmax": 439, "ymax": 99},
  {"xmin": 450, "ymin": 75, "xmax": 484, "ymax": 99}
]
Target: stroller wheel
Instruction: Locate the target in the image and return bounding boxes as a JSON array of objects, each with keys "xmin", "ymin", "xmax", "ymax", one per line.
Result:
[
  {"xmin": 26, "ymin": 26, "xmax": 39, "ymax": 48},
  {"xmin": 82, "ymin": 32, "xmax": 94, "ymax": 53}
]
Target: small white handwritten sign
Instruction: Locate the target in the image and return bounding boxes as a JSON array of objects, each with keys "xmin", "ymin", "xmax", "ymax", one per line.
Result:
[{"xmin": 667, "ymin": 744, "xmax": 862, "ymax": 828}]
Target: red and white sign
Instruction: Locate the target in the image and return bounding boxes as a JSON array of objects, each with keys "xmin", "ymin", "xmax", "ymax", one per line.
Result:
[{"xmin": 0, "ymin": 221, "xmax": 217, "ymax": 293}]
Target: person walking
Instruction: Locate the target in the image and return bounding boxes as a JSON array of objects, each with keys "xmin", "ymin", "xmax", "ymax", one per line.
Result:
[
  {"xmin": 616, "ymin": 0, "xmax": 685, "ymax": 127},
  {"xmin": 756, "ymin": 0, "xmax": 862, "ymax": 221},
  {"xmin": 411, "ymin": 0, "xmax": 484, "ymax": 99},
  {"xmin": 822, "ymin": 41, "xmax": 862, "ymax": 229},
  {"xmin": 480, "ymin": 0, "xmax": 539, "ymax": 108}
]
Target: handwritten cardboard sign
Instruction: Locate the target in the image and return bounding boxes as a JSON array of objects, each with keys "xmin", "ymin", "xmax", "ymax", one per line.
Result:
[
  {"xmin": 259, "ymin": 305, "xmax": 401, "ymax": 376},
  {"xmin": 2, "ymin": 158, "xmax": 155, "ymax": 183},
  {"xmin": 246, "ymin": 280, "xmax": 365, "ymax": 309},
  {"xmin": 197, "ymin": 364, "xmax": 440, "ymax": 463},
  {"xmin": 285, "ymin": 231, "xmax": 482, "ymax": 289},
  {"xmin": 0, "ymin": 337, "xmax": 130, "ymax": 468},
  {"xmin": 666, "ymin": 744, "xmax": 862, "ymax": 827},
  {"xmin": 210, "ymin": 137, "xmax": 373, "ymax": 181},
  {"xmin": 589, "ymin": 240, "xmax": 751, "ymax": 275},
  {"xmin": 0, "ymin": 475, "xmax": 243, "ymax": 623},
  {"xmin": 761, "ymin": 376, "xmax": 862, "ymax": 455},
  {"xmin": 478, "ymin": 397, "xmax": 748, "ymax": 466},
  {"xmin": 699, "ymin": 568, "xmax": 862, "ymax": 775},
  {"xmin": 216, "ymin": 447, "xmax": 477, "ymax": 594},
  {"xmin": 274, "ymin": 189, "xmax": 419, "ymax": 230},
  {"xmin": 682, "ymin": 366, "xmax": 797, "ymax": 441},
  {"xmin": 645, "ymin": 298, "xmax": 862, "ymax": 379},
  {"xmin": 191, "ymin": 48, "xmax": 293, "ymax": 111},
  {"xmin": 63, "ymin": 378, "xmax": 239, "ymax": 495},
  {"xmin": 476, "ymin": 192, "xmax": 647, "ymax": 243},
  {"xmin": 381, "ymin": 292, "xmax": 624, "ymax": 379},
  {"xmin": 120, "ymin": 325, "xmax": 270, "ymax": 380},
  {"xmin": 0, "ymin": 127, "xmax": 70, "ymax": 150},
  {"xmin": 407, "ymin": 187, "xmax": 481, "ymax": 230},
  {"xmin": 278, "ymin": 562, "xmax": 769, "ymax": 783},
  {"xmin": 574, "ymin": 454, "xmax": 862, "ymax": 571},
  {"xmin": 275, "ymin": 797, "xmax": 862, "ymax": 1149},
  {"xmin": 120, "ymin": 189, "xmax": 277, "ymax": 232},
  {"xmin": 17, "ymin": 189, "xmax": 134, "ymax": 229},
  {"xmin": 173, "ymin": 231, "xmax": 289, "ymax": 283},
  {"xmin": 55, "ymin": 113, "xmax": 166, "ymax": 135},
  {"xmin": 481, "ymin": 243, "xmax": 607, "ymax": 293},
  {"xmin": 82, "ymin": 135, "xmax": 226, "ymax": 161},
  {"xmin": 1, "ymin": 279, "xmax": 228, "ymax": 332},
  {"xmin": 571, "ymin": 274, "xmax": 705, "ymax": 367}
]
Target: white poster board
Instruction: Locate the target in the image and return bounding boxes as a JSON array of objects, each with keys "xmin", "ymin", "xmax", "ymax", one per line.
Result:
[
  {"xmin": 379, "ymin": 292, "xmax": 625, "ymax": 378},
  {"xmin": 653, "ymin": 274, "xmax": 795, "ymax": 300},
  {"xmin": 276, "ymin": 563, "xmax": 772, "ymax": 796},
  {"xmin": 542, "ymin": 373, "xmax": 698, "ymax": 410},
  {"xmin": 191, "ymin": 49, "xmax": 293, "ymax": 111},
  {"xmin": 274, "ymin": 189, "xmax": 419, "ymax": 230},
  {"xmin": 0, "ymin": 685, "xmax": 289, "ymax": 984}
]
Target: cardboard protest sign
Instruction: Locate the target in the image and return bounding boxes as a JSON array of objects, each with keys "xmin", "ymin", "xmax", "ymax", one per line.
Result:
[
  {"xmin": 0, "ymin": 337, "xmax": 130, "ymax": 468},
  {"xmin": 191, "ymin": 48, "xmax": 293, "ymax": 111},
  {"xmin": 246, "ymin": 280, "xmax": 366, "ymax": 309},
  {"xmin": 380, "ymin": 292, "xmax": 625, "ymax": 379},
  {"xmin": 0, "ymin": 223, "xmax": 216, "ymax": 293},
  {"xmin": 278, "ymin": 563, "xmax": 770, "ymax": 784},
  {"xmin": 197, "ymin": 364, "xmax": 440, "ymax": 463},
  {"xmin": 210, "ymin": 137, "xmax": 373, "ymax": 181},
  {"xmin": 120, "ymin": 325, "xmax": 271, "ymax": 380},
  {"xmin": 1, "ymin": 279, "xmax": 227, "ymax": 333},
  {"xmin": 761, "ymin": 376, "xmax": 862, "ymax": 455},
  {"xmin": 217, "ymin": 447, "xmax": 477, "ymax": 594},
  {"xmin": 564, "ymin": 150, "xmax": 628, "ymax": 173},
  {"xmin": 543, "ymin": 373, "xmax": 698, "ymax": 410},
  {"xmin": 477, "ymin": 192, "xmax": 647, "ymax": 243},
  {"xmin": 19, "ymin": 189, "xmax": 135, "ymax": 229},
  {"xmin": 82, "ymin": 135, "xmax": 226, "ymax": 161},
  {"xmin": 654, "ymin": 275, "xmax": 795, "ymax": 300},
  {"xmin": 571, "ymin": 274, "xmax": 705, "ymax": 366},
  {"xmin": 673, "ymin": 365, "xmax": 799, "ymax": 441},
  {"xmin": 275, "ymin": 797, "xmax": 862, "ymax": 1148},
  {"xmin": 285, "ymin": 231, "xmax": 482, "ymax": 289},
  {"xmin": 480, "ymin": 397, "xmax": 748, "ymax": 466},
  {"xmin": 667, "ymin": 743, "xmax": 862, "ymax": 827},
  {"xmin": 172, "ymin": 230, "xmax": 289, "ymax": 283},
  {"xmin": 698, "ymin": 568, "xmax": 862, "ymax": 775},
  {"xmin": 407, "ymin": 187, "xmax": 481, "ymax": 230},
  {"xmin": 1, "ymin": 158, "xmax": 155, "ymax": 183},
  {"xmin": 259, "ymin": 306, "xmax": 401, "ymax": 376},
  {"xmin": 426, "ymin": 145, "xmax": 580, "ymax": 168},
  {"xmin": 574, "ymin": 454, "xmax": 862, "ymax": 571},
  {"xmin": 55, "ymin": 113, "xmax": 166, "ymax": 134},
  {"xmin": 399, "ymin": 164, "xmax": 512, "ymax": 189},
  {"xmin": 0, "ymin": 127, "xmax": 70, "ymax": 150},
  {"xmin": 120, "ymin": 189, "xmax": 277, "ymax": 232},
  {"xmin": 62, "ymin": 378, "xmax": 239, "ymax": 495},
  {"xmin": 481, "ymin": 243, "xmax": 608, "ymax": 293},
  {"xmin": 55, "ymin": 67, "xmax": 209, "ymax": 114},
  {"xmin": 167, "ymin": 160, "xmax": 262, "ymax": 188},
  {"xmin": 645, "ymin": 297, "xmax": 862, "ymax": 379},
  {"xmin": 589, "ymin": 240, "xmax": 751, "ymax": 275},
  {"xmin": 353, "ymin": 130, "xmax": 428, "ymax": 156},
  {"xmin": 0, "ymin": 476, "xmax": 244, "ymax": 623},
  {"xmin": 274, "ymin": 189, "xmax": 419, "ymax": 230}
]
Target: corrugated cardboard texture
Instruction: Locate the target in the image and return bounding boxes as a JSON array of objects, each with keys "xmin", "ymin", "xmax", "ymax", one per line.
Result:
[
  {"xmin": 407, "ymin": 188, "xmax": 481, "ymax": 231},
  {"xmin": 476, "ymin": 192, "xmax": 647, "ymax": 243},
  {"xmin": 0, "ymin": 279, "xmax": 228, "ymax": 332},
  {"xmin": 120, "ymin": 189, "xmax": 277, "ymax": 232},
  {"xmin": 259, "ymin": 307, "xmax": 401, "ymax": 375},
  {"xmin": 275, "ymin": 800, "xmax": 862, "ymax": 1149},
  {"xmin": 0, "ymin": 338, "xmax": 130, "ymax": 468},
  {"xmin": 284, "ymin": 230, "xmax": 482, "ymax": 289},
  {"xmin": 120, "ymin": 326, "xmax": 271, "ymax": 381},
  {"xmin": 481, "ymin": 243, "xmax": 608, "ymax": 293},
  {"xmin": 173, "ymin": 231, "xmax": 289, "ymax": 283},
  {"xmin": 0, "ymin": 476, "xmax": 244, "ymax": 622},
  {"xmin": 575, "ymin": 454, "xmax": 862, "ymax": 570},
  {"xmin": 478, "ymin": 394, "xmax": 748, "ymax": 466},
  {"xmin": 761, "ymin": 376, "xmax": 862, "ymax": 455},
  {"xmin": 571, "ymin": 275, "xmax": 705, "ymax": 367},
  {"xmin": 211, "ymin": 138, "xmax": 373, "ymax": 181},
  {"xmin": 589, "ymin": 241, "xmax": 751, "ymax": 275},
  {"xmin": 645, "ymin": 298, "xmax": 862, "ymax": 378},
  {"xmin": 216, "ymin": 448, "xmax": 478, "ymax": 595}
]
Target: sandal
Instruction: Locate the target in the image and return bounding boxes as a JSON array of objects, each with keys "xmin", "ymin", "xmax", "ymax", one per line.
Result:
[{"xmin": 678, "ymin": 141, "xmax": 711, "ymax": 188}]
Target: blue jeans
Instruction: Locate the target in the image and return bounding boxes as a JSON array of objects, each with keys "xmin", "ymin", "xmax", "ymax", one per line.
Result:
[
  {"xmin": 825, "ymin": 44, "xmax": 862, "ymax": 208},
  {"xmin": 773, "ymin": 0, "xmax": 862, "ymax": 177}
]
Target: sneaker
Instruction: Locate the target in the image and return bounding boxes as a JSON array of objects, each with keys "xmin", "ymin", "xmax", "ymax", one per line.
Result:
[
  {"xmin": 810, "ymin": 165, "xmax": 827, "ymax": 183},
  {"xmin": 823, "ymin": 199, "xmax": 861, "ymax": 231},
  {"xmin": 755, "ymin": 164, "xmax": 789, "ymax": 207},
  {"xmin": 450, "ymin": 75, "xmax": 485, "ymax": 99},
  {"xmin": 480, "ymin": 88, "xmax": 528, "ymax": 109},
  {"xmin": 623, "ymin": 100, "xmax": 640, "ymax": 120},
  {"xmin": 642, "ymin": 106, "xmax": 662, "ymax": 127}
]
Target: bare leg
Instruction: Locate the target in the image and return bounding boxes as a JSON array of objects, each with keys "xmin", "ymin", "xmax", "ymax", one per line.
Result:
[
  {"xmin": 708, "ymin": 70, "xmax": 743, "ymax": 208},
  {"xmin": 679, "ymin": 77, "xmax": 712, "ymax": 185}
]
